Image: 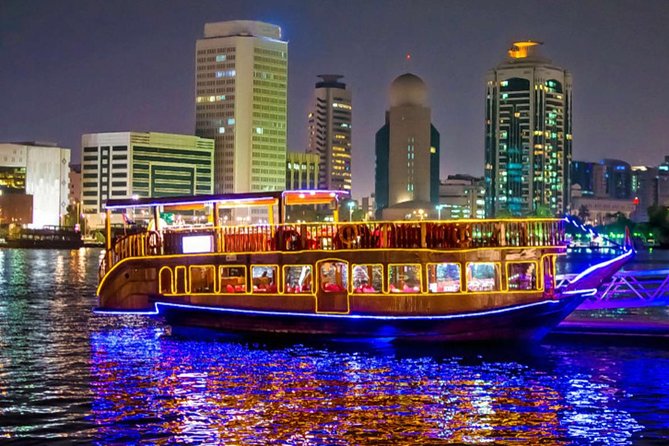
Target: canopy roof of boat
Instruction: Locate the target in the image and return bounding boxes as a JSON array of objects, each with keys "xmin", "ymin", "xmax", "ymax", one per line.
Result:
[{"xmin": 104, "ymin": 190, "xmax": 350, "ymax": 210}]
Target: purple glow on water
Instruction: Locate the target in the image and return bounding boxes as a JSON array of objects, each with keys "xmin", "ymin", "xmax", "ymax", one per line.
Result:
[{"xmin": 0, "ymin": 249, "xmax": 667, "ymax": 444}]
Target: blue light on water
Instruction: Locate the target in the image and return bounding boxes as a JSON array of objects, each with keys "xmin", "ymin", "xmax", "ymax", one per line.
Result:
[{"xmin": 2, "ymin": 250, "xmax": 669, "ymax": 444}]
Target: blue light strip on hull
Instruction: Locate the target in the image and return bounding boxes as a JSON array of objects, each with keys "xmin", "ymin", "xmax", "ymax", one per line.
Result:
[
  {"xmin": 94, "ymin": 288, "xmax": 596, "ymax": 320},
  {"xmin": 567, "ymin": 248, "xmax": 634, "ymax": 285}
]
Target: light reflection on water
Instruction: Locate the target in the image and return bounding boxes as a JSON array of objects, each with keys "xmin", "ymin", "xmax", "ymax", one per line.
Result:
[{"xmin": 0, "ymin": 249, "xmax": 667, "ymax": 444}]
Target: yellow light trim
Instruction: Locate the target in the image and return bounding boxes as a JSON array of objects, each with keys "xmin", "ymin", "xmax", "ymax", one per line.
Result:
[
  {"xmin": 315, "ymin": 258, "xmax": 350, "ymax": 314},
  {"xmin": 219, "ymin": 264, "xmax": 249, "ymax": 295},
  {"xmin": 465, "ymin": 261, "xmax": 504, "ymax": 293},
  {"xmin": 158, "ymin": 266, "xmax": 174, "ymax": 295},
  {"xmin": 350, "ymin": 263, "xmax": 385, "ymax": 294},
  {"xmin": 97, "ymin": 243, "xmax": 567, "ymax": 296},
  {"xmin": 387, "ymin": 263, "xmax": 423, "ymax": 294},
  {"xmin": 251, "ymin": 264, "xmax": 281, "ymax": 295},
  {"xmin": 426, "ymin": 262, "xmax": 462, "ymax": 294},
  {"xmin": 188, "ymin": 264, "xmax": 217, "ymax": 295},
  {"xmin": 174, "ymin": 265, "xmax": 187, "ymax": 294},
  {"xmin": 281, "ymin": 264, "xmax": 314, "ymax": 294},
  {"xmin": 540, "ymin": 253, "xmax": 559, "ymax": 292},
  {"xmin": 505, "ymin": 260, "xmax": 543, "ymax": 293}
]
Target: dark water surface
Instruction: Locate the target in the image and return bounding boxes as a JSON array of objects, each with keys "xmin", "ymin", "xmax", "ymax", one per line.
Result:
[{"xmin": 0, "ymin": 249, "xmax": 668, "ymax": 444}]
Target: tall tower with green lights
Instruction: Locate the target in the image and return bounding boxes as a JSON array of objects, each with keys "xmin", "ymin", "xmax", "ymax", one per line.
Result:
[{"xmin": 484, "ymin": 41, "xmax": 572, "ymax": 217}]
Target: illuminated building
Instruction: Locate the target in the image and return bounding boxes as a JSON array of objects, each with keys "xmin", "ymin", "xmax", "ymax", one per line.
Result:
[
  {"xmin": 572, "ymin": 158, "xmax": 631, "ymax": 200},
  {"xmin": 485, "ymin": 41, "xmax": 572, "ymax": 217},
  {"xmin": 375, "ymin": 73, "xmax": 440, "ymax": 218},
  {"xmin": 438, "ymin": 175, "xmax": 486, "ymax": 219},
  {"xmin": 570, "ymin": 161, "xmax": 594, "ymax": 196},
  {"xmin": 286, "ymin": 151, "xmax": 320, "ymax": 190},
  {"xmin": 600, "ymin": 159, "xmax": 631, "ymax": 199},
  {"xmin": 68, "ymin": 164, "xmax": 81, "ymax": 206},
  {"xmin": 570, "ymin": 196, "xmax": 636, "ymax": 226},
  {"xmin": 0, "ymin": 142, "xmax": 70, "ymax": 227},
  {"xmin": 631, "ymin": 165, "xmax": 658, "ymax": 221},
  {"xmin": 80, "ymin": 132, "xmax": 214, "ymax": 227},
  {"xmin": 195, "ymin": 21, "xmax": 287, "ymax": 198},
  {"xmin": 307, "ymin": 75, "xmax": 352, "ymax": 193}
]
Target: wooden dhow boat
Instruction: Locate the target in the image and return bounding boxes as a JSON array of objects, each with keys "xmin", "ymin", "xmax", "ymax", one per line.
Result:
[{"xmin": 95, "ymin": 190, "xmax": 633, "ymax": 342}]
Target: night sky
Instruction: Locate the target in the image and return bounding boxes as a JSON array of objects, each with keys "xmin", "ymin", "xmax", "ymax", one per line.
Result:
[{"xmin": 2, "ymin": 0, "xmax": 668, "ymax": 198}]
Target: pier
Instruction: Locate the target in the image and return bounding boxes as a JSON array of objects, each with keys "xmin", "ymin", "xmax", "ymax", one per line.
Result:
[{"xmin": 555, "ymin": 268, "xmax": 669, "ymax": 338}]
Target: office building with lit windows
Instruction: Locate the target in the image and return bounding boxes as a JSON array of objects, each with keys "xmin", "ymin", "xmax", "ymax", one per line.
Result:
[
  {"xmin": 195, "ymin": 20, "xmax": 287, "ymax": 201},
  {"xmin": 307, "ymin": 75, "xmax": 352, "ymax": 193},
  {"xmin": 80, "ymin": 132, "xmax": 214, "ymax": 227},
  {"xmin": 438, "ymin": 175, "xmax": 486, "ymax": 220},
  {"xmin": 600, "ymin": 159, "xmax": 632, "ymax": 199},
  {"xmin": 375, "ymin": 73, "xmax": 440, "ymax": 218},
  {"xmin": 484, "ymin": 41, "xmax": 572, "ymax": 217},
  {"xmin": 0, "ymin": 142, "xmax": 70, "ymax": 227},
  {"xmin": 286, "ymin": 151, "xmax": 320, "ymax": 190}
]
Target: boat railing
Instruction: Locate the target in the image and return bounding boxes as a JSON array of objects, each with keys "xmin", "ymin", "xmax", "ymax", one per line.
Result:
[
  {"xmin": 100, "ymin": 219, "xmax": 565, "ymax": 279},
  {"xmin": 99, "ymin": 232, "xmax": 153, "ymax": 279}
]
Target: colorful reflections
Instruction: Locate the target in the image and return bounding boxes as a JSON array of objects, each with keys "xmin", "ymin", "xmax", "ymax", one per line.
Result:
[{"xmin": 89, "ymin": 330, "xmax": 654, "ymax": 444}]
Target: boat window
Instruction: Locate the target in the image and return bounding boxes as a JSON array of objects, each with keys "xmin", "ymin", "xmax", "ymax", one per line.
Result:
[
  {"xmin": 284, "ymin": 265, "xmax": 313, "ymax": 293},
  {"xmin": 543, "ymin": 256, "xmax": 555, "ymax": 293},
  {"xmin": 352, "ymin": 264, "xmax": 383, "ymax": 293},
  {"xmin": 389, "ymin": 265, "xmax": 422, "ymax": 293},
  {"xmin": 507, "ymin": 262, "xmax": 538, "ymax": 290},
  {"xmin": 427, "ymin": 263, "xmax": 461, "ymax": 293},
  {"xmin": 190, "ymin": 265, "xmax": 216, "ymax": 293},
  {"xmin": 252, "ymin": 265, "xmax": 278, "ymax": 293},
  {"xmin": 320, "ymin": 261, "xmax": 348, "ymax": 293},
  {"xmin": 220, "ymin": 265, "xmax": 246, "ymax": 293},
  {"xmin": 159, "ymin": 267, "xmax": 173, "ymax": 294},
  {"xmin": 467, "ymin": 263, "xmax": 501, "ymax": 292},
  {"xmin": 175, "ymin": 266, "xmax": 187, "ymax": 294}
]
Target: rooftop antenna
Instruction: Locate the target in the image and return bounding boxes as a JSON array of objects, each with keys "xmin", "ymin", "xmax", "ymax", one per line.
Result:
[{"xmin": 404, "ymin": 52, "xmax": 412, "ymax": 72}]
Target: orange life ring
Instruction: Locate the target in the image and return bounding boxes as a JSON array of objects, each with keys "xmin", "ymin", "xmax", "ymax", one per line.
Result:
[{"xmin": 335, "ymin": 224, "xmax": 359, "ymax": 249}]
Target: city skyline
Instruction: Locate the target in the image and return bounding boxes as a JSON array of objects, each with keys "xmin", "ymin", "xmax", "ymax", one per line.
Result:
[{"xmin": 2, "ymin": 0, "xmax": 668, "ymax": 198}]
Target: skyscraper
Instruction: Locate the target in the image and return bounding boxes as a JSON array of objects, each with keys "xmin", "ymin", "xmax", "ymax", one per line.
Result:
[
  {"xmin": 307, "ymin": 75, "xmax": 352, "ymax": 193},
  {"xmin": 375, "ymin": 73, "xmax": 440, "ymax": 218},
  {"xmin": 484, "ymin": 41, "xmax": 572, "ymax": 217},
  {"xmin": 195, "ymin": 20, "xmax": 287, "ymax": 196}
]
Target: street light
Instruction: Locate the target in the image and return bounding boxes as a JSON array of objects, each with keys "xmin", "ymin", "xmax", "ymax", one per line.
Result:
[
  {"xmin": 436, "ymin": 205, "xmax": 443, "ymax": 220},
  {"xmin": 417, "ymin": 209, "xmax": 425, "ymax": 221},
  {"xmin": 348, "ymin": 201, "xmax": 355, "ymax": 222}
]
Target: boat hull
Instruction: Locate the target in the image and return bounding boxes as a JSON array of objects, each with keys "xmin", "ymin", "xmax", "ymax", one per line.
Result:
[{"xmin": 153, "ymin": 293, "xmax": 587, "ymax": 342}]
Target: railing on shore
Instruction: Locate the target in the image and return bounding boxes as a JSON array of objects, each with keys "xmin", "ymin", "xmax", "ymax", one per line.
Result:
[
  {"xmin": 557, "ymin": 269, "xmax": 669, "ymax": 309},
  {"xmin": 99, "ymin": 219, "xmax": 565, "ymax": 279}
]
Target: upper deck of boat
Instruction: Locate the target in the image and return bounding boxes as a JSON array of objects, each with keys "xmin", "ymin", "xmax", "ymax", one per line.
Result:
[
  {"xmin": 98, "ymin": 190, "xmax": 567, "ymax": 278},
  {"xmin": 101, "ymin": 219, "xmax": 565, "ymax": 276}
]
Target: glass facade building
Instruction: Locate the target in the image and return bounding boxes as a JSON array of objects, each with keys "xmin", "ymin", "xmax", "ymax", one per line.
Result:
[{"xmin": 485, "ymin": 41, "xmax": 572, "ymax": 217}]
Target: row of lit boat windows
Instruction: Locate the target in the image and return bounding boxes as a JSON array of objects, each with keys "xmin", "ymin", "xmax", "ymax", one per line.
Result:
[{"xmin": 158, "ymin": 261, "xmax": 542, "ymax": 296}]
